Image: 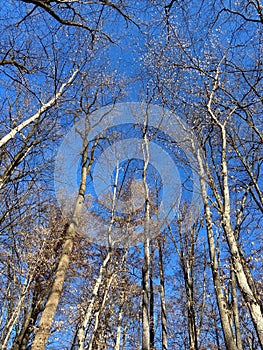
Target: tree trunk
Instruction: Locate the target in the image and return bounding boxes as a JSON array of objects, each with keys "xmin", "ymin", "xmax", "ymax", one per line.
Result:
[
  {"xmin": 31, "ymin": 224, "xmax": 76, "ymax": 349},
  {"xmin": 142, "ymin": 239, "xmax": 150, "ymax": 350},
  {"xmin": 149, "ymin": 252, "xmax": 155, "ymax": 349},
  {"xmin": 77, "ymin": 162, "xmax": 121, "ymax": 349},
  {"xmin": 87, "ymin": 274, "xmax": 114, "ymax": 350},
  {"xmin": 142, "ymin": 121, "xmax": 151, "ymax": 350},
  {"xmin": 11, "ymin": 292, "xmax": 45, "ymax": 350},
  {"xmin": 207, "ymin": 70, "xmax": 263, "ymax": 348},
  {"xmin": 197, "ymin": 148, "xmax": 238, "ymax": 350},
  {"xmin": 115, "ymin": 303, "xmax": 124, "ymax": 350},
  {"xmin": 1, "ymin": 275, "xmax": 33, "ymax": 349},
  {"xmin": 158, "ymin": 238, "xmax": 168, "ymax": 350},
  {"xmin": 31, "ymin": 137, "xmax": 94, "ymax": 350},
  {"xmin": 77, "ymin": 251, "xmax": 111, "ymax": 350},
  {"xmin": 231, "ymin": 267, "xmax": 243, "ymax": 350},
  {"xmin": 178, "ymin": 222, "xmax": 198, "ymax": 350}
]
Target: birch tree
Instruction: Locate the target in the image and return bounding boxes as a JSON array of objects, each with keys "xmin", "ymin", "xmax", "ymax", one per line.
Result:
[{"xmin": 143, "ymin": 0, "xmax": 263, "ymax": 347}]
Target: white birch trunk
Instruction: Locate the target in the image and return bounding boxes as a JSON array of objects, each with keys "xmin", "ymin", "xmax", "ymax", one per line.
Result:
[
  {"xmin": 115, "ymin": 304, "xmax": 124, "ymax": 350},
  {"xmin": 87, "ymin": 274, "xmax": 114, "ymax": 350},
  {"xmin": 76, "ymin": 252, "xmax": 111, "ymax": 350},
  {"xmin": 141, "ymin": 122, "xmax": 151, "ymax": 350},
  {"xmin": 1, "ymin": 275, "xmax": 33, "ymax": 350}
]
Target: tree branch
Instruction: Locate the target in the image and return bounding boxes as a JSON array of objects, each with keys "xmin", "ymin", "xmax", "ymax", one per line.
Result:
[
  {"xmin": 0, "ymin": 59, "xmax": 29, "ymax": 73},
  {"xmin": 0, "ymin": 69, "xmax": 79, "ymax": 148},
  {"xmin": 221, "ymin": 7, "xmax": 262, "ymax": 24}
]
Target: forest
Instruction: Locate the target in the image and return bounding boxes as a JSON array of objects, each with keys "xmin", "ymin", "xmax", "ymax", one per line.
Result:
[{"xmin": 0, "ymin": 1, "xmax": 263, "ymax": 349}]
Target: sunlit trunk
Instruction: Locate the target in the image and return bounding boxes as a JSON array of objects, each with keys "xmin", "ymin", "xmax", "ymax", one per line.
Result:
[{"xmin": 32, "ymin": 138, "xmax": 98, "ymax": 350}]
